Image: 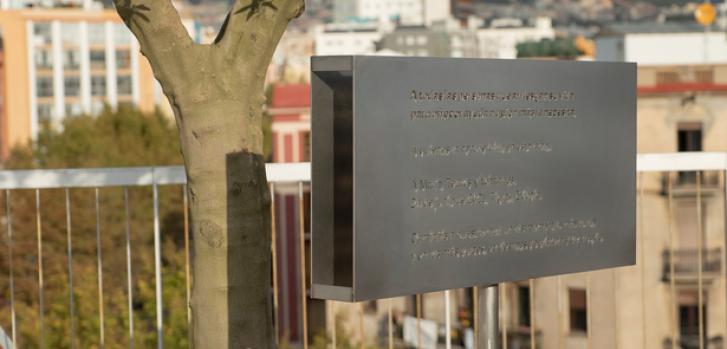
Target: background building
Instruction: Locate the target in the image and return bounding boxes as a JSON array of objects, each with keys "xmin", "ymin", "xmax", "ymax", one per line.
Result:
[
  {"xmin": 314, "ymin": 21, "xmax": 384, "ymax": 56},
  {"xmin": 0, "ymin": 0, "xmax": 100, "ymax": 10},
  {"xmin": 596, "ymin": 23, "xmax": 727, "ymax": 65},
  {"xmin": 333, "ymin": 0, "xmax": 451, "ymax": 26},
  {"xmin": 0, "ymin": 8, "xmax": 169, "ymax": 158},
  {"xmin": 476, "ymin": 17, "xmax": 555, "ymax": 59}
]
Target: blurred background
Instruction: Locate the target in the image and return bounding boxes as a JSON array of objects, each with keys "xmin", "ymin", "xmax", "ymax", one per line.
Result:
[{"xmin": 0, "ymin": 0, "xmax": 726, "ymax": 348}]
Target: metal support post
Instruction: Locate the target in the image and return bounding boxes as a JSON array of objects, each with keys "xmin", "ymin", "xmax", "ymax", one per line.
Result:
[{"xmin": 478, "ymin": 285, "xmax": 500, "ymax": 349}]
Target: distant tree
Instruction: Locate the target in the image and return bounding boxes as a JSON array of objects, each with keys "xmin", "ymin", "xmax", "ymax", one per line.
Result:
[
  {"xmin": 0, "ymin": 107, "xmax": 189, "ymax": 348},
  {"xmin": 516, "ymin": 37, "xmax": 582, "ymax": 59}
]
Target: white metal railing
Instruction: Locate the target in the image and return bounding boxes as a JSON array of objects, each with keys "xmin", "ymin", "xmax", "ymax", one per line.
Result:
[
  {"xmin": 0, "ymin": 162, "xmax": 311, "ymax": 189},
  {"xmin": 0, "ymin": 153, "xmax": 724, "ymax": 349},
  {"xmin": 0, "ymin": 162, "xmax": 309, "ymax": 349}
]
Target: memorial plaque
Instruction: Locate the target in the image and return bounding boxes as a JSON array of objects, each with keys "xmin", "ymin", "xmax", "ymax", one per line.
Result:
[{"xmin": 311, "ymin": 56, "xmax": 636, "ymax": 302}]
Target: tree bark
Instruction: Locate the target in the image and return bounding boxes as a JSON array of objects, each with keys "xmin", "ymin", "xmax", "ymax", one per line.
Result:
[{"xmin": 113, "ymin": 1, "xmax": 304, "ymax": 348}]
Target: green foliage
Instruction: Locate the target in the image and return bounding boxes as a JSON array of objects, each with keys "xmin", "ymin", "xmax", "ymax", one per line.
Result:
[
  {"xmin": 308, "ymin": 312, "xmax": 380, "ymax": 349},
  {"xmin": 8, "ymin": 105, "xmax": 183, "ymax": 169},
  {"xmin": 516, "ymin": 37, "xmax": 581, "ymax": 59},
  {"xmin": 0, "ymin": 107, "xmax": 189, "ymax": 348}
]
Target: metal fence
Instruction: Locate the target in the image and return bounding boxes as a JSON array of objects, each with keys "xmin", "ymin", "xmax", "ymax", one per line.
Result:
[{"xmin": 0, "ymin": 152, "xmax": 725, "ymax": 349}]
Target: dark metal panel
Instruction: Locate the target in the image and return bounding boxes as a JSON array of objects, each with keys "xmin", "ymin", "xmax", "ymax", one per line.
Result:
[
  {"xmin": 311, "ymin": 58, "xmax": 354, "ymax": 298},
  {"xmin": 313, "ymin": 56, "xmax": 637, "ymax": 302}
]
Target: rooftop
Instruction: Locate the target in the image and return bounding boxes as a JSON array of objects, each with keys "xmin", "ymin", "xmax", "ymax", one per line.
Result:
[
  {"xmin": 270, "ymin": 84, "xmax": 310, "ymax": 109},
  {"xmin": 600, "ymin": 21, "xmax": 712, "ymax": 36}
]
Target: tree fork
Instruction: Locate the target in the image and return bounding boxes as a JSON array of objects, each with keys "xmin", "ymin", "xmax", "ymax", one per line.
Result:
[{"xmin": 113, "ymin": 1, "xmax": 304, "ymax": 348}]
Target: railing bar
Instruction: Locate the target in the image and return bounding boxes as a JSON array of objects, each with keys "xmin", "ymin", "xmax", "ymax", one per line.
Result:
[
  {"xmin": 529, "ymin": 279, "xmax": 536, "ymax": 349},
  {"xmin": 182, "ymin": 185, "xmax": 191, "ymax": 348},
  {"xmin": 0, "ymin": 163, "xmax": 313, "ymax": 189},
  {"xmin": 639, "ymin": 172, "xmax": 646, "ymax": 349},
  {"xmin": 5, "ymin": 190, "xmax": 17, "ymax": 349},
  {"xmin": 667, "ymin": 172, "xmax": 677, "ymax": 349},
  {"xmin": 270, "ymin": 183, "xmax": 280, "ymax": 344},
  {"xmin": 95, "ymin": 188, "xmax": 105, "ymax": 348},
  {"xmin": 65, "ymin": 189, "xmax": 77, "ymax": 349},
  {"xmin": 153, "ymin": 180, "xmax": 164, "ymax": 349},
  {"xmin": 35, "ymin": 189, "xmax": 45, "ymax": 349},
  {"xmin": 124, "ymin": 188, "xmax": 135, "ymax": 349},
  {"xmin": 445, "ymin": 290, "xmax": 452, "ymax": 349},
  {"xmin": 331, "ymin": 301, "xmax": 337, "ymax": 349},
  {"xmin": 358, "ymin": 303, "xmax": 365, "ymax": 349},
  {"xmin": 586, "ymin": 274, "xmax": 592, "ymax": 349},
  {"xmin": 298, "ymin": 182, "xmax": 309, "ymax": 349},
  {"xmin": 697, "ymin": 171, "xmax": 704, "ymax": 349},
  {"xmin": 500, "ymin": 284, "xmax": 507, "ymax": 349},
  {"xmin": 388, "ymin": 299, "xmax": 393, "ymax": 349},
  {"xmin": 612, "ymin": 268, "xmax": 620, "ymax": 349},
  {"xmin": 557, "ymin": 276, "xmax": 564, "ymax": 349},
  {"xmin": 723, "ymin": 170, "xmax": 727, "ymax": 349},
  {"xmin": 473, "ymin": 288, "xmax": 478, "ymax": 349},
  {"xmin": 416, "ymin": 294, "xmax": 422, "ymax": 349}
]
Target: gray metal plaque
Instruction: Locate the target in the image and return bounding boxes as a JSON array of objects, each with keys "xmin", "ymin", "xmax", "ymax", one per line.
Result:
[{"xmin": 311, "ymin": 56, "xmax": 636, "ymax": 302}]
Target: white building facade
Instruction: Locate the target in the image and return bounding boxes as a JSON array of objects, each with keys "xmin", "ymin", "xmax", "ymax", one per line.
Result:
[
  {"xmin": 595, "ymin": 23, "xmax": 727, "ymax": 65},
  {"xmin": 334, "ymin": 0, "xmax": 450, "ymax": 26},
  {"xmin": 0, "ymin": 0, "xmax": 97, "ymax": 10},
  {"xmin": 314, "ymin": 22, "xmax": 383, "ymax": 56}
]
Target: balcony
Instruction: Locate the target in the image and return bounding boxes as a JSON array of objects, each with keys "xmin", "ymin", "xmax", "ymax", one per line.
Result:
[
  {"xmin": 662, "ymin": 248, "xmax": 722, "ymax": 285},
  {"xmin": 664, "ymin": 335, "xmax": 723, "ymax": 349}
]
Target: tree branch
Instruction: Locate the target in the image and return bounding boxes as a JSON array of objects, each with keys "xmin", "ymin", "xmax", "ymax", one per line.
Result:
[
  {"xmin": 216, "ymin": 0, "xmax": 305, "ymax": 73},
  {"xmin": 113, "ymin": 0, "xmax": 194, "ymax": 92}
]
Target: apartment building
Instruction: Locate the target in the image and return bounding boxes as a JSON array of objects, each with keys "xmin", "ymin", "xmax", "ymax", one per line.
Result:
[
  {"xmin": 314, "ymin": 21, "xmax": 385, "ymax": 56},
  {"xmin": 0, "ymin": 8, "xmax": 161, "ymax": 158},
  {"xmin": 0, "ymin": 0, "xmax": 97, "ymax": 9},
  {"xmin": 333, "ymin": 0, "xmax": 450, "ymax": 26}
]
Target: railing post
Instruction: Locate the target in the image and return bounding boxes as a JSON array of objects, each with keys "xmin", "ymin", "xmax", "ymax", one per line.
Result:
[
  {"xmin": 477, "ymin": 285, "xmax": 499, "ymax": 349},
  {"xmin": 153, "ymin": 172, "xmax": 164, "ymax": 349}
]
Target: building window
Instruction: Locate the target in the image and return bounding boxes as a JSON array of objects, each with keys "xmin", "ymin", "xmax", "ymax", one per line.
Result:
[
  {"xmin": 114, "ymin": 23, "xmax": 132, "ymax": 45},
  {"xmin": 678, "ymin": 122, "xmax": 702, "ymax": 152},
  {"xmin": 117, "ymin": 75, "xmax": 132, "ymax": 95},
  {"xmin": 518, "ymin": 285, "xmax": 531, "ymax": 327},
  {"xmin": 678, "ymin": 291, "xmax": 707, "ymax": 342},
  {"xmin": 91, "ymin": 100, "xmax": 105, "ymax": 114},
  {"xmin": 33, "ymin": 22, "xmax": 52, "ymax": 44},
  {"xmin": 678, "ymin": 122, "xmax": 703, "ymax": 183},
  {"xmin": 35, "ymin": 50, "xmax": 52, "ymax": 70},
  {"xmin": 656, "ymin": 71, "xmax": 680, "ymax": 85},
  {"xmin": 64, "ymin": 50, "xmax": 80, "ymax": 70},
  {"xmin": 569, "ymin": 288, "xmax": 587, "ymax": 334},
  {"xmin": 88, "ymin": 23, "xmax": 105, "ymax": 45},
  {"xmin": 37, "ymin": 104, "xmax": 52, "ymax": 122},
  {"xmin": 90, "ymin": 50, "xmax": 106, "ymax": 69},
  {"xmin": 695, "ymin": 69, "xmax": 714, "ymax": 84},
  {"xmin": 65, "ymin": 77, "xmax": 80, "ymax": 97},
  {"xmin": 302, "ymin": 132, "xmax": 311, "ymax": 162},
  {"xmin": 36, "ymin": 77, "xmax": 53, "ymax": 97},
  {"xmin": 91, "ymin": 76, "xmax": 106, "ymax": 96},
  {"xmin": 116, "ymin": 50, "xmax": 131, "ymax": 69},
  {"xmin": 65, "ymin": 103, "xmax": 82, "ymax": 117}
]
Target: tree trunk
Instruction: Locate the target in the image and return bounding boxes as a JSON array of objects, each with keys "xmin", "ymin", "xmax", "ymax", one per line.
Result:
[{"xmin": 113, "ymin": 1, "xmax": 305, "ymax": 348}]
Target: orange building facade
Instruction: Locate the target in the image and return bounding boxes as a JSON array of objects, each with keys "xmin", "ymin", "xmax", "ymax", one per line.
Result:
[{"xmin": 0, "ymin": 8, "xmax": 160, "ymax": 159}]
